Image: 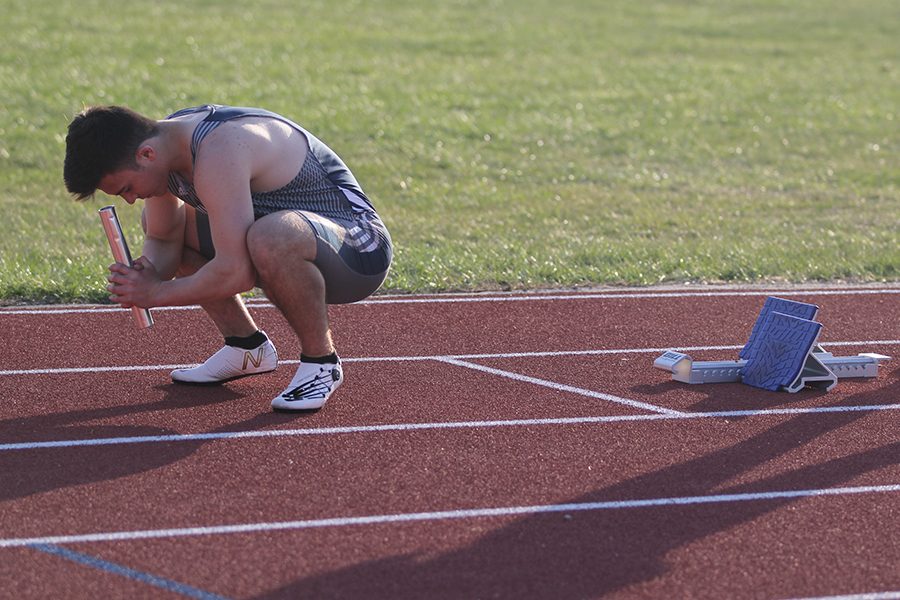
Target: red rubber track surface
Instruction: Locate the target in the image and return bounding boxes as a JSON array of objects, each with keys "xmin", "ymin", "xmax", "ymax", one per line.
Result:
[{"xmin": 1, "ymin": 288, "xmax": 898, "ymax": 599}]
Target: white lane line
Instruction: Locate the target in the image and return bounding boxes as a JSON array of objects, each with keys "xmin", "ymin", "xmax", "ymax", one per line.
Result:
[
  {"xmin": 363, "ymin": 289, "xmax": 900, "ymax": 304},
  {"xmin": 1, "ymin": 346, "xmax": 743, "ymax": 377},
  {"xmin": 3, "ymin": 404, "xmax": 899, "ymax": 452},
  {"xmin": 2, "ymin": 341, "xmax": 896, "ymax": 377},
  {"xmin": 436, "ymin": 356, "xmax": 682, "ymax": 415},
  {"xmin": 0, "ymin": 364, "xmax": 198, "ymax": 376},
  {"xmin": 2, "ymin": 288, "xmax": 899, "ymax": 315},
  {"xmin": 0, "ymin": 306, "xmax": 201, "ymax": 316},
  {"xmin": 787, "ymin": 592, "xmax": 900, "ymax": 600},
  {"xmin": 2, "ymin": 482, "xmax": 898, "ymax": 549}
]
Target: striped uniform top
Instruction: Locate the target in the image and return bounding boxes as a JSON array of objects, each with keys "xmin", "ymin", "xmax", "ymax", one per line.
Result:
[{"xmin": 165, "ymin": 105, "xmax": 376, "ymax": 220}]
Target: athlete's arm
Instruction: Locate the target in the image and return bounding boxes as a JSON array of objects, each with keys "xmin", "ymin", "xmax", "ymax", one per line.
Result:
[
  {"xmin": 139, "ymin": 131, "xmax": 258, "ymax": 307},
  {"xmin": 108, "ymin": 122, "xmax": 296, "ymax": 309}
]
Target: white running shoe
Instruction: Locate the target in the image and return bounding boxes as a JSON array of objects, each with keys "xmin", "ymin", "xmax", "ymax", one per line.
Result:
[
  {"xmin": 171, "ymin": 337, "xmax": 278, "ymax": 384},
  {"xmin": 271, "ymin": 358, "xmax": 343, "ymax": 412}
]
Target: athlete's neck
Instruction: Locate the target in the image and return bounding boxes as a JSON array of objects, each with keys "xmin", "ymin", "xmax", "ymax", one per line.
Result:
[{"xmin": 156, "ymin": 120, "xmax": 194, "ymax": 179}]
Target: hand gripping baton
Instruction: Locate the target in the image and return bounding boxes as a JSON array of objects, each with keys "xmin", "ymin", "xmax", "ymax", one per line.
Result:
[{"xmin": 99, "ymin": 206, "xmax": 154, "ymax": 329}]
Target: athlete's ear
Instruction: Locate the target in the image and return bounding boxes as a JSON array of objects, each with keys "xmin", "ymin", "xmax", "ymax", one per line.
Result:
[{"xmin": 135, "ymin": 144, "xmax": 157, "ymax": 164}]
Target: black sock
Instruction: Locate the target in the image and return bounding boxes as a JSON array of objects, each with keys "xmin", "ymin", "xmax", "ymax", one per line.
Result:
[
  {"xmin": 224, "ymin": 330, "xmax": 268, "ymax": 350},
  {"xmin": 301, "ymin": 352, "xmax": 338, "ymax": 364}
]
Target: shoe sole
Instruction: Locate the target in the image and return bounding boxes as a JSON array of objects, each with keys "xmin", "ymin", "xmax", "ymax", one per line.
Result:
[
  {"xmin": 171, "ymin": 367, "xmax": 277, "ymax": 386},
  {"xmin": 271, "ymin": 405, "xmax": 324, "ymax": 414}
]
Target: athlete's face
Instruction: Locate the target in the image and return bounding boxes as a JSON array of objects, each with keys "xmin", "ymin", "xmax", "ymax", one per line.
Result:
[
  {"xmin": 98, "ymin": 145, "xmax": 168, "ymax": 203},
  {"xmin": 99, "ymin": 167, "xmax": 166, "ymax": 204}
]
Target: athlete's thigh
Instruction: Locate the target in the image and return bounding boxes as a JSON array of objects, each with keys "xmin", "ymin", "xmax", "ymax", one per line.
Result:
[
  {"xmin": 266, "ymin": 210, "xmax": 391, "ymax": 304},
  {"xmin": 247, "ymin": 210, "xmax": 319, "ymax": 260}
]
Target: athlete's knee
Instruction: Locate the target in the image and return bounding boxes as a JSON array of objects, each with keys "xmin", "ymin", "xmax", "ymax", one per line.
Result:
[{"xmin": 246, "ymin": 218, "xmax": 280, "ymax": 268}]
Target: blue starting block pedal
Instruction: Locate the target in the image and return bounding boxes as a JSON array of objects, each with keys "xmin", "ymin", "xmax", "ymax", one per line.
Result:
[
  {"xmin": 653, "ymin": 296, "xmax": 891, "ymax": 393},
  {"xmin": 740, "ymin": 311, "xmax": 835, "ymax": 392},
  {"xmin": 739, "ymin": 296, "xmax": 819, "ymax": 360}
]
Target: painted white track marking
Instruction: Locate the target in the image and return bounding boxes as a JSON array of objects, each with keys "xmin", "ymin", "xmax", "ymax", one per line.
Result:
[
  {"xmin": 788, "ymin": 592, "xmax": 900, "ymax": 600},
  {"xmin": 436, "ymin": 356, "xmax": 683, "ymax": 415},
  {"xmin": 1, "ymin": 483, "xmax": 898, "ymax": 549},
  {"xmin": 3, "ymin": 404, "xmax": 899, "ymax": 453},
  {"xmin": 1, "ymin": 341, "xmax": 896, "ymax": 377},
  {"xmin": 1, "ymin": 287, "xmax": 899, "ymax": 315}
]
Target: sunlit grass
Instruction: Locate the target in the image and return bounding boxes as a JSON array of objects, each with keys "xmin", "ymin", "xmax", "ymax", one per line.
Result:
[{"xmin": 0, "ymin": 0, "xmax": 897, "ymax": 302}]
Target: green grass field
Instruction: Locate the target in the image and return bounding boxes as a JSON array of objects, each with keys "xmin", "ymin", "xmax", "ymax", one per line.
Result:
[{"xmin": 1, "ymin": 0, "xmax": 897, "ymax": 303}]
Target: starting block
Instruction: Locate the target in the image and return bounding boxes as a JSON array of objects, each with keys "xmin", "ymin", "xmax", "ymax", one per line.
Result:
[{"xmin": 654, "ymin": 297, "xmax": 890, "ymax": 393}]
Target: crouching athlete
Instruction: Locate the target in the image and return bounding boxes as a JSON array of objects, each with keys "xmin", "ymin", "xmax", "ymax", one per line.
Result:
[{"xmin": 64, "ymin": 104, "xmax": 392, "ymax": 411}]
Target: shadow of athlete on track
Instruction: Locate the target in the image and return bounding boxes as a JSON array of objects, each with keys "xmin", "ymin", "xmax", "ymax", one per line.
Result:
[
  {"xmin": 631, "ymin": 376, "xmax": 832, "ymax": 414},
  {"xmin": 253, "ymin": 369, "xmax": 900, "ymax": 600},
  {"xmin": 0, "ymin": 382, "xmax": 312, "ymax": 503}
]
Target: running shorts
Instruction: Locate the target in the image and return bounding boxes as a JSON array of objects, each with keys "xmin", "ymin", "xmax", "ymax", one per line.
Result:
[{"xmin": 195, "ymin": 209, "xmax": 392, "ymax": 305}]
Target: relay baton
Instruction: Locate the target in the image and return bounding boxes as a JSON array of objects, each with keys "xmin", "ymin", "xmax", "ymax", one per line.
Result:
[{"xmin": 99, "ymin": 206, "xmax": 154, "ymax": 329}]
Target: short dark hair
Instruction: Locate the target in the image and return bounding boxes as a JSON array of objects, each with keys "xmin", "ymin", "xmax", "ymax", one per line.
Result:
[{"xmin": 63, "ymin": 106, "xmax": 160, "ymax": 200}]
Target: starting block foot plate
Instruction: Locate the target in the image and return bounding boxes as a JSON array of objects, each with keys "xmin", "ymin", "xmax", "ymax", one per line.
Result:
[{"xmin": 654, "ymin": 295, "xmax": 891, "ymax": 393}]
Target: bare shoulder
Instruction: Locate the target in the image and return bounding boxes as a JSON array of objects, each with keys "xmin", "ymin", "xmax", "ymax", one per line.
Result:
[
  {"xmin": 194, "ymin": 117, "xmax": 308, "ymax": 195},
  {"xmin": 201, "ymin": 117, "xmax": 297, "ymax": 157},
  {"xmin": 192, "ymin": 123, "xmax": 255, "ymax": 189}
]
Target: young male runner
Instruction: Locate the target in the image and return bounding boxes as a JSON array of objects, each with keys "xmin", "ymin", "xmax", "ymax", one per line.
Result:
[{"xmin": 64, "ymin": 104, "xmax": 392, "ymax": 411}]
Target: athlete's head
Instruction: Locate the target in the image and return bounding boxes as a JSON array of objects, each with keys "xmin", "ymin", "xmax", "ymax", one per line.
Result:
[{"xmin": 64, "ymin": 106, "xmax": 161, "ymax": 200}]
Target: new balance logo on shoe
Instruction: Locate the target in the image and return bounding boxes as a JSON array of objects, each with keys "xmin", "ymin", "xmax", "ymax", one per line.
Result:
[{"xmin": 243, "ymin": 349, "xmax": 264, "ymax": 370}]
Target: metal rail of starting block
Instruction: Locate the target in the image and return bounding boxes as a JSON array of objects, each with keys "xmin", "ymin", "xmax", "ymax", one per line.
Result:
[{"xmin": 654, "ymin": 349, "xmax": 891, "ymax": 389}]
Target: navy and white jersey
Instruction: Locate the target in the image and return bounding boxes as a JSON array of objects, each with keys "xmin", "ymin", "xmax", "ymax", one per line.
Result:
[{"xmin": 165, "ymin": 105, "xmax": 376, "ymax": 220}]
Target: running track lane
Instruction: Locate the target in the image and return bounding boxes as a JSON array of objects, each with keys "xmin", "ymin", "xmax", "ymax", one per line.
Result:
[{"xmin": 0, "ymin": 288, "xmax": 899, "ymax": 599}]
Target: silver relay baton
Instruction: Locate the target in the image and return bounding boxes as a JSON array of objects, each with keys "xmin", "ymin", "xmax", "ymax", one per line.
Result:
[{"xmin": 99, "ymin": 206, "xmax": 154, "ymax": 329}]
